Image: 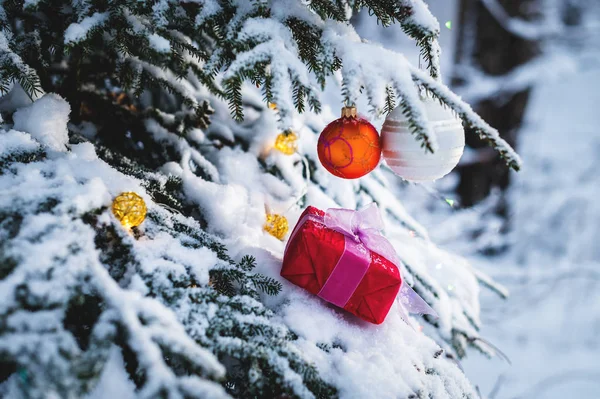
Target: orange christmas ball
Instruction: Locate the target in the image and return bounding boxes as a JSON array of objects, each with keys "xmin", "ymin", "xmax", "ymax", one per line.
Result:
[{"xmin": 317, "ymin": 107, "xmax": 381, "ymax": 179}]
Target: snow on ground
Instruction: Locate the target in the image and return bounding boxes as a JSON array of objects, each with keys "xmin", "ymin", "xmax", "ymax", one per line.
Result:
[
  {"xmin": 399, "ymin": 67, "xmax": 600, "ymax": 398},
  {"xmin": 459, "ymin": 66, "xmax": 600, "ymax": 399},
  {"xmin": 355, "ymin": 3, "xmax": 600, "ymax": 397}
]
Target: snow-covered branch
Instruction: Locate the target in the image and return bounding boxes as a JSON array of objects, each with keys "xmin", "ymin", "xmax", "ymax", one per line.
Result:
[{"xmin": 410, "ymin": 67, "xmax": 523, "ymax": 171}]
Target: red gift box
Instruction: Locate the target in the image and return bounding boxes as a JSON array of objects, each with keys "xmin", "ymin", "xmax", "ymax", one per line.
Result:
[{"xmin": 281, "ymin": 206, "xmax": 402, "ymax": 324}]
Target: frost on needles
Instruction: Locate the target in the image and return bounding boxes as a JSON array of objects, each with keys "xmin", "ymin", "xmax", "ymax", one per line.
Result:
[
  {"xmin": 0, "ymin": 0, "xmax": 521, "ymax": 170},
  {"xmin": 0, "ymin": 117, "xmax": 334, "ymax": 398},
  {"xmin": 0, "ymin": 1, "xmax": 516, "ymax": 398}
]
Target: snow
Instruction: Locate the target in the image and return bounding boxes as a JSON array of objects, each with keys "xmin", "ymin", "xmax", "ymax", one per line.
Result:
[
  {"xmin": 23, "ymin": 0, "xmax": 42, "ymax": 8},
  {"xmin": 0, "ymin": 1, "xmax": 533, "ymax": 397},
  {"xmin": 12, "ymin": 93, "xmax": 70, "ymax": 152},
  {"xmin": 225, "ymin": 17, "xmax": 317, "ymax": 129},
  {"xmin": 132, "ymin": 57, "xmax": 199, "ymax": 107},
  {"xmin": 173, "ymin": 82, "xmax": 494, "ymax": 396},
  {"xmin": 123, "ymin": 10, "xmax": 171, "ymax": 52},
  {"xmin": 274, "ymin": 294, "xmax": 472, "ymax": 399},
  {"xmin": 388, "ymin": 35, "xmax": 600, "ymax": 399},
  {"xmin": 151, "ymin": 0, "xmax": 170, "ymax": 27},
  {"xmin": 1, "ymin": 89, "xmax": 488, "ymax": 397},
  {"xmin": 211, "ymin": 0, "xmax": 521, "ymax": 170},
  {"xmin": 0, "ymin": 127, "xmax": 230, "ymax": 398},
  {"xmin": 182, "ymin": 171, "xmax": 265, "ymax": 237},
  {"xmin": 191, "ymin": 0, "xmax": 222, "ymax": 26},
  {"xmin": 64, "ymin": 12, "xmax": 109, "ymax": 44},
  {"xmin": 459, "ymin": 66, "xmax": 600, "ymax": 399},
  {"xmin": 0, "ymin": 83, "xmax": 34, "ymax": 113},
  {"xmin": 148, "ymin": 33, "xmax": 171, "ymax": 53},
  {"xmin": 144, "ymin": 118, "xmax": 220, "ymax": 182},
  {"xmin": 408, "ymin": 0, "xmax": 441, "ymax": 34},
  {"xmin": 0, "ymin": 129, "xmax": 40, "ymax": 155},
  {"xmin": 87, "ymin": 347, "xmax": 136, "ymax": 399}
]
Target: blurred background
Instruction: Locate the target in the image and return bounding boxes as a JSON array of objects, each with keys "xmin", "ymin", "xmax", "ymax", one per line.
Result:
[{"xmin": 352, "ymin": 1, "xmax": 600, "ymax": 398}]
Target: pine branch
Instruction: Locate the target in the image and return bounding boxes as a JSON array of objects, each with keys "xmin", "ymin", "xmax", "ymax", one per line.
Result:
[
  {"xmin": 223, "ymin": 75, "xmax": 244, "ymax": 121},
  {"xmin": 383, "ymin": 86, "xmax": 397, "ymax": 115},
  {"xmin": 397, "ymin": 94, "xmax": 436, "ymax": 153},
  {"xmin": 411, "ymin": 67, "xmax": 523, "ymax": 171}
]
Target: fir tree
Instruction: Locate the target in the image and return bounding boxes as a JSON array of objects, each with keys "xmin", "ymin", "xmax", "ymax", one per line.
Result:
[{"xmin": 0, "ymin": 1, "xmax": 519, "ymax": 398}]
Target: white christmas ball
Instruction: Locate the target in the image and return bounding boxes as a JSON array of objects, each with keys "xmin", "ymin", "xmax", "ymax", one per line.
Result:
[{"xmin": 381, "ymin": 96, "xmax": 465, "ymax": 182}]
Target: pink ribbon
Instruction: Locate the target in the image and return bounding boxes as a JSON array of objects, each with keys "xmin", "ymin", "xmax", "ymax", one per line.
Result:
[{"xmin": 289, "ymin": 204, "xmax": 438, "ymax": 319}]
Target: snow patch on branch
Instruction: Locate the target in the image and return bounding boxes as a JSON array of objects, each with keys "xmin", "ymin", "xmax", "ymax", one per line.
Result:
[
  {"xmin": 404, "ymin": 0, "xmax": 440, "ymax": 34},
  {"xmin": 148, "ymin": 33, "xmax": 171, "ymax": 53},
  {"xmin": 410, "ymin": 67, "xmax": 522, "ymax": 170},
  {"xmin": 189, "ymin": 0, "xmax": 222, "ymax": 26},
  {"xmin": 64, "ymin": 12, "xmax": 109, "ymax": 44},
  {"xmin": 0, "ymin": 129, "xmax": 40, "ymax": 155},
  {"xmin": 13, "ymin": 93, "xmax": 70, "ymax": 152},
  {"xmin": 225, "ymin": 18, "xmax": 319, "ymax": 128},
  {"xmin": 0, "ymin": 129, "xmax": 230, "ymax": 398},
  {"xmin": 323, "ymin": 22, "xmax": 438, "ymax": 152}
]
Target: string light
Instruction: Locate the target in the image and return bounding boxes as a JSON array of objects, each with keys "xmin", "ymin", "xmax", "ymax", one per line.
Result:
[
  {"xmin": 112, "ymin": 192, "xmax": 147, "ymax": 228},
  {"xmin": 445, "ymin": 21, "xmax": 452, "ymax": 29},
  {"xmin": 264, "ymin": 213, "xmax": 289, "ymax": 240},
  {"xmin": 274, "ymin": 131, "xmax": 298, "ymax": 155}
]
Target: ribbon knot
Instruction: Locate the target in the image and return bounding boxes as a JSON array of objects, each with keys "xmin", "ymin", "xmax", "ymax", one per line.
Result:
[{"xmin": 324, "ymin": 203, "xmax": 400, "ymax": 265}]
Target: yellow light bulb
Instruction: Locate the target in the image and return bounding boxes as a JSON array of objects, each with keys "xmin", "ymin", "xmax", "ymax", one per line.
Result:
[
  {"xmin": 264, "ymin": 213, "xmax": 289, "ymax": 240},
  {"xmin": 112, "ymin": 192, "xmax": 147, "ymax": 228},
  {"xmin": 274, "ymin": 131, "xmax": 298, "ymax": 155}
]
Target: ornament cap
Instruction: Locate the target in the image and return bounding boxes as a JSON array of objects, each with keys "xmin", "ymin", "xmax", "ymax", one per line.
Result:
[{"xmin": 341, "ymin": 106, "xmax": 357, "ymax": 118}]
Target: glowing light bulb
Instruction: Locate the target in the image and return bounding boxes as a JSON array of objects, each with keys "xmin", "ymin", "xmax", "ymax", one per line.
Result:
[
  {"xmin": 112, "ymin": 192, "xmax": 147, "ymax": 229},
  {"xmin": 274, "ymin": 131, "xmax": 298, "ymax": 155},
  {"xmin": 264, "ymin": 213, "xmax": 289, "ymax": 240}
]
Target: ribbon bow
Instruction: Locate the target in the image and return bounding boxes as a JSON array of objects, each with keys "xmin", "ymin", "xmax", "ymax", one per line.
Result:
[
  {"xmin": 324, "ymin": 204, "xmax": 438, "ymax": 320},
  {"xmin": 324, "ymin": 203, "xmax": 400, "ymax": 265}
]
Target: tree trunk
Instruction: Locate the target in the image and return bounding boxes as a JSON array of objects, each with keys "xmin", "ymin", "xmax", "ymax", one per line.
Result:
[{"xmin": 452, "ymin": 0, "xmax": 541, "ymax": 209}]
